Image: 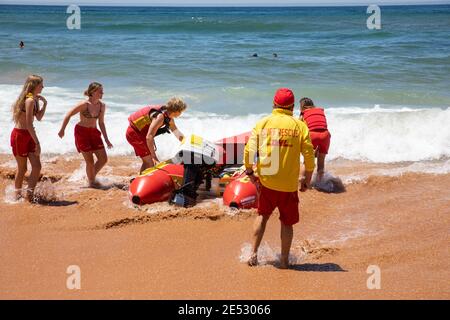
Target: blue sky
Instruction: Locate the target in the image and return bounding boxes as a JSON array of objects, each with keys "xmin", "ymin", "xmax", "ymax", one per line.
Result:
[{"xmin": 1, "ymin": 0, "xmax": 449, "ymax": 5}]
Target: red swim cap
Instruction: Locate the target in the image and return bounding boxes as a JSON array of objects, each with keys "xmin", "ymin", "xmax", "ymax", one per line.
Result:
[{"xmin": 273, "ymin": 88, "xmax": 295, "ymax": 108}]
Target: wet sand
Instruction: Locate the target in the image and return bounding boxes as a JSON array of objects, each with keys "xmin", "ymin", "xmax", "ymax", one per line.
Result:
[{"xmin": 0, "ymin": 154, "xmax": 449, "ymax": 299}]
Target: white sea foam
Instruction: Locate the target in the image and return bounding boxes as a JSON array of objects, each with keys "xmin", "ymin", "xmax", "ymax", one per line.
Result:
[
  {"xmin": 239, "ymin": 242, "xmax": 301, "ymax": 266},
  {"xmin": 326, "ymin": 106, "xmax": 450, "ymax": 163},
  {"xmin": 378, "ymin": 159, "xmax": 450, "ymax": 176},
  {"xmin": 239, "ymin": 242, "xmax": 277, "ymax": 266},
  {"xmin": 319, "ymin": 228, "xmax": 372, "ymax": 245},
  {"xmin": 3, "ymin": 181, "xmax": 61, "ymax": 204},
  {"xmin": 67, "ymin": 164, "xmax": 87, "ymax": 183},
  {"xmin": 0, "ymin": 160, "xmax": 16, "ymax": 168},
  {"xmin": 1, "ymin": 85, "xmax": 449, "ymax": 166},
  {"xmin": 32, "ymin": 180, "xmax": 58, "ymax": 203},
  {"xmin": 3, "ymin": 185, "xmax": 23, "ymax": 205},
  {"xmin": 340, "ymin": 159, "xmax": 450, "ymax": 184}
]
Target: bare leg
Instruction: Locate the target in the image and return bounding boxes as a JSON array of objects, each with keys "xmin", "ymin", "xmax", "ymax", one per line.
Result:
[
  {"xmin": 140, "ymin": 155, "xmax": 154, "ymax": 174},
  {"xmin": 27, "ymin": 152, "xmax": 42, "ymax": 201},
  {"xmin": 14, "ymin": 156, "xmax": 28, "ymax": 200},
  {"xmin": 248, "ymin": 214, "xmax": 270, "ymax": 266},
  {"xmin": 316, "ymin": 153, "xmax": 326, "ymax": 182},
  {"xmin": 93, "ymin": 148, "xmax": 108, "ymax": 176},
  {"xmin": 280, "ymin": 222, "xmax": 293, "ymax": 269},
  {"xmin": 81, "ymin": 151, "xmax": 96, "ymax": 186}
]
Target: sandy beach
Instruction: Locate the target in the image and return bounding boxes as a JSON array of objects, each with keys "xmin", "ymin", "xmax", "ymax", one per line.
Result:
[
  {"xmin": 0, "ymin": 153, "xmax": 448, "ymax": 299},
  {"xmin": 1, "ymin": 3, "xmax": 449, "ymax": 302}
]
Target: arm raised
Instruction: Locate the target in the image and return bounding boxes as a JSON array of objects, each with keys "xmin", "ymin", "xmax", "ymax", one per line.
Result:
[{"xmin": 35, "ymin": 94, "xmax": 47, "ymax": 121}]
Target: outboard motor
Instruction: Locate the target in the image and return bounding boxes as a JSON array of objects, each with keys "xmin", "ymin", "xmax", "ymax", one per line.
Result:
[{"xmin": 169, "ymin": 135, "xmax": 219, "ymax": 207}]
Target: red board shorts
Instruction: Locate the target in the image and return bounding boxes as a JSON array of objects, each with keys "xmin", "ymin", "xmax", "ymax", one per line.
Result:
[
  {"xmin": 258, "ymin": 184, "xmax": 300, "ymax": 226},
  {"xmin": 309, "ymin": 129, "xmax": 331, "ymax": 154},
  {"xmin": 10, "ymin": 128, "xmax": 36, "ymax": 157},
  {"xmin": 126, "ymin": 125, "xmax": 151, "ymax": 158},
  {"xmin": 74, "ymin": 124, "xmax": 104, "ymax": 153}
]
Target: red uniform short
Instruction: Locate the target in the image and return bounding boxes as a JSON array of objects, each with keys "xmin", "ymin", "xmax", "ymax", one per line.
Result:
[
  {"xmin": 309, "ymin": 129, "xmax": 331, "ymax": 154},
  {"xmin": 258, "ymin": 184, "xmax": 300, "ymax": 226},
  {"xmin": 74, "ymin": 124, "xmax": 104, "ymax": 153},
  {"xmin": 126, "ymin": 125, "xmax": 150, "ymax": 158},
  {"xmin": 10, "ymin": 128, "xmax": 36, "ymax": 157}
]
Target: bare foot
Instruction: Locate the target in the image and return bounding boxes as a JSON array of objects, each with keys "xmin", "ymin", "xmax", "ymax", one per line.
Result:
[
  {"xmin": 316, "ymin": 171, "xmax": 324, "ymax": 183},
  {"xmin": 89, "ymin": 181, "xmax": 103, "ymax": 189},
  {"xmin": 26, "ymin": 189, "xmax": 37, "ymax": 203},
  {"xmin": 27, "ymin": 194, "xmax": 41, "ymax": 204},
  {"xmin": 279, "ymin": 259, "xmax": 290, "ymax": 269},
  {"xmin": 247, "ymin": 253, "xmax": 258, "ymax": 267},
  {"xmin": 14, "ymin": 189, "xmax": 23, "ymax": 201}
]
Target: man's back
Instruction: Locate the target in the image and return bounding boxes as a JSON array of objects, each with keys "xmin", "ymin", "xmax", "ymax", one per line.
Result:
[{"xmin": 245, "ymin": 108, "xmax": 315, "ymax": 192}]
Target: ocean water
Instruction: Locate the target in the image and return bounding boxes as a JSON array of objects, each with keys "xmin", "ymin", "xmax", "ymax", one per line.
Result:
[{"xmin": 0, "ymin": 5, "xmax": 449, "ymax": 163}]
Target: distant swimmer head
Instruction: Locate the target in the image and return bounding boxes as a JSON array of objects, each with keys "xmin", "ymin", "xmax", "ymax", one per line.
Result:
[
  {"xmin": 19, "ymin": 41, "xmax": 24, "ymax": 49},
  {"xmin": 273, "ymin": 53, "xmax": 278, "ymax": 57},
  {"xmin": 84, "ymin": 82, "xmax": 103, "ymax": 99},
  {"xmin": 165, "ymin": 97, "xmax": 187, "ymax": 118},
  {"xmin": 300, "ymin": 97, "xmax": 315, "ymax": 112},
  {"xmin": 252, "ymin": 53, "xmax": 258, "ymax": 57},
  {"xmin": 273, "ymin": 88, "xmax": 295, "ymax": 110}
]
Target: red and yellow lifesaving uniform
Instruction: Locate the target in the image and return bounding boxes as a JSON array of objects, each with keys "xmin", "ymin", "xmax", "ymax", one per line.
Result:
[
  {"xmin": 126, "ymin": 105, "xmax": 171, "ymax": 158},
  {"xmin": 302, "ymin": 107, "xmax": 331, "ymax": 154},
  {"xmin": 129, "ymin": 105, "xmax": 162, "ymax": 132},
  {"xmin": 244, "ymin": 108, "xmax": 315, "ymax": 193}
]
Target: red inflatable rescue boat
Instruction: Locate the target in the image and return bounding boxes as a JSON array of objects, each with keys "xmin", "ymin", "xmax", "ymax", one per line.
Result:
[
  {"xmin": 128, "ymin": 162, "xmax": 184, "ymax": 205},
  {"xmin": 128, "ymin": 133, "xmax": 258, "ymax": 209},
  {"xmin": 222, "ymin": 170, "xmax": 258, "ymax": 209}
]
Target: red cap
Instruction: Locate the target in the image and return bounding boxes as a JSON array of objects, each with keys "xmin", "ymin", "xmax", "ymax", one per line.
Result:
[{"xmin": 273, "ymin": 88, "xmax": 295, "ymax": 108}]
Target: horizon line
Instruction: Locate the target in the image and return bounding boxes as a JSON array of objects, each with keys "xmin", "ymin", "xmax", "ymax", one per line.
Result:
[{"xmin": 1, "ymin": 2, "xmax": 450, "ymax": 6}]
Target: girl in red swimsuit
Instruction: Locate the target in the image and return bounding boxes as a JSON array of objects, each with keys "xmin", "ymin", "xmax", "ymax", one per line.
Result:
[
  {"xmin": 10, "ymin": 75, "xmax": 47, "ymax": 201},
  {"xmin": 58, "ymin": 82, "xmax": 113, "ymax": 188}
]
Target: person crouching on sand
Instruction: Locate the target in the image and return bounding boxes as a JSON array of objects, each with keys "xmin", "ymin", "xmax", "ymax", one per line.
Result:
[
  {"xmin": 244, "ymin": 88, "xmax": 315, "ymax": 269},
  {"xmin": 300, "ymin": 97, "xmax": 331, "ymax": 183},
  {"xmin": 58, "ymin": 82, "xmax": 113, "ymax": 188},
  {"xmin": 10, "ymin": 75, "xmax": 47, "ymax": 201},
  {"xmin": 126, "ymin": 98, "xmax": 186, "ymax": 173}
]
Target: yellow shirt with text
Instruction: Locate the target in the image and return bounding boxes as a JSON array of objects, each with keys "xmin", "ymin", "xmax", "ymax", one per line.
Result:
[{"xmin": 243, "ymin": 108, "xmax": 315, "ymax": 192}]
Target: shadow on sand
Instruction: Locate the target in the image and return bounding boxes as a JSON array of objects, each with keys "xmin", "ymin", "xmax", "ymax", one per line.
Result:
[
  {"xmin": 81, "ymin": 183, "xmax": 128, "ymax": 191},
  {"xmin": 266, "ymin": 261, "xmax": 347, "ymax": 272},
  {"xmin": 34, "ymin": 199, "xmax": 79, "ymax": 207},
  {"xmin": 286, "ymin": 263, "xmax": 347, "ymax": 272}
]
